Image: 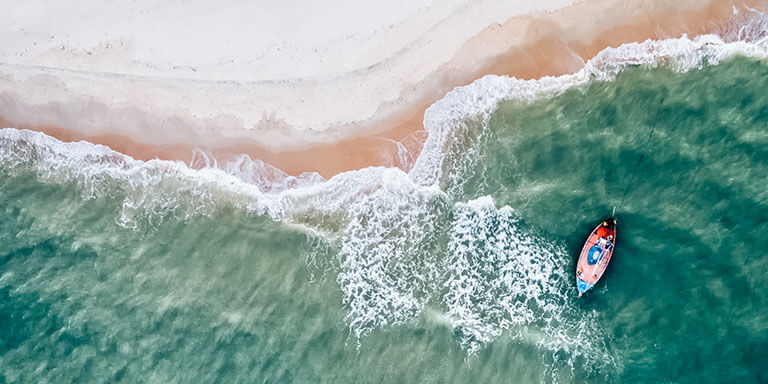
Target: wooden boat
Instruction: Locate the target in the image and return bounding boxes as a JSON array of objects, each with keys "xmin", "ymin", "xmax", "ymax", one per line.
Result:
[{"xmin": 576, "ymin": 218, "xmax": 616, "ymax": 297}]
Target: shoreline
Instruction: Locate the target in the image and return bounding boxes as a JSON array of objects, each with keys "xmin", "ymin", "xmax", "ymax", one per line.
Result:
[{"xmin": 2, "ymin": 0, "xmax": 767, "ymax": 178}]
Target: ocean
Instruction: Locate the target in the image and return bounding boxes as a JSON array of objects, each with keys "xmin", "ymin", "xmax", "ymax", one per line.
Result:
[{"xmin": 2, "ymin": 15, "xmax": 768, "ymax": 384}]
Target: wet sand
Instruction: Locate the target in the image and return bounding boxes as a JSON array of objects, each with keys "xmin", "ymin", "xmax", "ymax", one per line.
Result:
[{"xmin": 2, "ymin": 0, "xmax": 765, "ymax": 178}]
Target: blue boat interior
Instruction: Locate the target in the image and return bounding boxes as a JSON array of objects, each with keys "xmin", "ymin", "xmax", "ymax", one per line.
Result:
[{"xmin": 587, "ymin": 245, "xmax": 603, "ymax": 265}]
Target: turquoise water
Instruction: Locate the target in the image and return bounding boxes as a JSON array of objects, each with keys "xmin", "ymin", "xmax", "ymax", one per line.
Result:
[
  {"xmin": 469, "ymin": 56, "xmax": 768, "ymax": 382},
  {"xmin": 2, "ymin": 55, "xmax": 768, "ymax": 382}
]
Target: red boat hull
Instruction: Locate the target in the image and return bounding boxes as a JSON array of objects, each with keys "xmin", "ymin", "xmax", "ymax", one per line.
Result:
[{"xmin": 576, "ymin": 219, "xmax": 616, "ymax": 297}]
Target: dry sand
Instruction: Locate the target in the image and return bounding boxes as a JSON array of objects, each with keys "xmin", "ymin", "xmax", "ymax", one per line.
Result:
[{"xmin": 2, "ymin": 0, "xmax": 767, "ymax": 178}]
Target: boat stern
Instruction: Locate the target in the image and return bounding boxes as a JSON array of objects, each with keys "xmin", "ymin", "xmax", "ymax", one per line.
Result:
[{"xmin": 576, "ymin": 277, "xmax": 594, "ymax": 297}]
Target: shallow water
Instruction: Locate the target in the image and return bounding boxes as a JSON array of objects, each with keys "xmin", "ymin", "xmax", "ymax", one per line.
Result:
[{"xmin": 2, "ymin": 53, "xmax": 768, "ymax": 384}]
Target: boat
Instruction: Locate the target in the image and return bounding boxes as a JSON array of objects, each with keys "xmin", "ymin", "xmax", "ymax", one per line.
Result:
[{"xmin": 576, "ymin": 218, "xmax": 616, "ymax": 297}]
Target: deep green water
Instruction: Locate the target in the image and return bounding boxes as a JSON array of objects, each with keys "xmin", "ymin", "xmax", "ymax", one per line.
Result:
[{"xmin": 2, "ymin": 56, "xmax": 768, "ymax": 383}]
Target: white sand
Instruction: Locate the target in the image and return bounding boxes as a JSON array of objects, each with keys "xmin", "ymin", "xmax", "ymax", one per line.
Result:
[{"xmin": 0, "ymin": 0, "xmax": 576, "ymax": 149}]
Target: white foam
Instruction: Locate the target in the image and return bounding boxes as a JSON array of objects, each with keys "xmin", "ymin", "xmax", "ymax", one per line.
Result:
[
  {"xmin": 444, "ymin": 197, "xmax": 614, "ymax": 365},
  {"xmin": 191, "ymin": 150, "xmax": 326, "ymax": 193},
  {"xmin": 0, "ymin": 129, "xmax": 291, "ymax": 227}
]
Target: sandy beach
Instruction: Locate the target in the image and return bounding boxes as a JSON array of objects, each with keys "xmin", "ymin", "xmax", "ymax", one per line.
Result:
[{"xmin": 1, "ymin": 0, "xmax": 767, "ymax": 177}]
